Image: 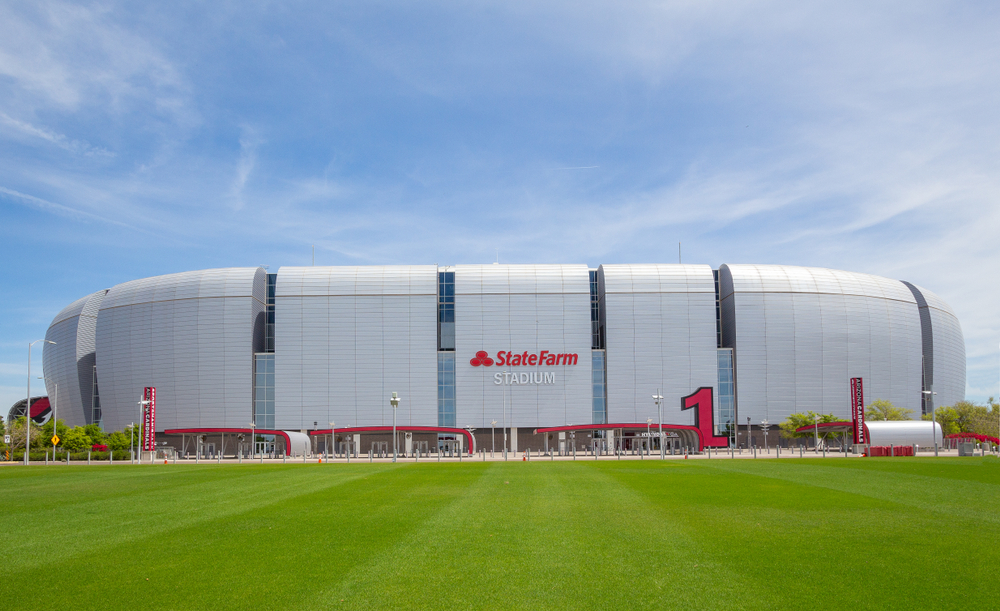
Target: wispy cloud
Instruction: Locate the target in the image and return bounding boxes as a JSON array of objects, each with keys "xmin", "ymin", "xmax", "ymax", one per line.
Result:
[
  {"xmin": 229, "ymin": 128, "xmax": 262, "ymax": 211},
  {"xmin": 0, "ymin": 112, "xmax": 114, "ymax": 157}
]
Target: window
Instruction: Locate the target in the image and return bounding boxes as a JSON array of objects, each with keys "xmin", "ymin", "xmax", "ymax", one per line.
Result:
[
  {"xmin": 438, "ymin": 271, "xmax": 455, "ymax": 351},
  {"xmin": 265, "ymin": 273, "xmax": 276, "ymax": 353},
  {"xmin": 254, "ymin": 353, "xmax": 275, "ymax": 429},
  {"xmin": 438, "ymin": 352, "xmax": 456, "ymax": 427},
  {"xmin": 592, "ymin": 350, "xmax": 607, "ymax": 424},
  {"xmin": 717, "ymin": 348, "xmax": 735, "ymax": 437},
  {"xmin": 590, "ymin": 270, "xmax": 604, "ymax": 349}
]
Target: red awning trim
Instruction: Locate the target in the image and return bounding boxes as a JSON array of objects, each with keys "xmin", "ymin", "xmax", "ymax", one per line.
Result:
[
  {"xmin": 310, "ymin": 426, "xmax": 476, "ymax": 454},
  {"xmin": 533, "ymin": 423, "xmax": 707, "ymax": 452},
  {"xmin": 794, "ymin": 421, "xmax": 854, "ymax": 433},
  {"xmin": 163, "ymin": 428, "xmax": 292, "ymax": 452}
]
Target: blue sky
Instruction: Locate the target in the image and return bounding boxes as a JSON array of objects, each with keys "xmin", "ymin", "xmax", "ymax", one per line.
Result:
[{"xmin": 2, "ymin": 0, "xmax": 998, "ymax": 412}]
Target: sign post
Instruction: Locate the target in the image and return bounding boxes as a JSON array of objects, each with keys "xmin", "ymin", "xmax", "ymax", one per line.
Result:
[
  {"xmin": 851, "ymin": 378, "xmax": 865, "ymax": 446},
  {"xmin": 142, "ymin": 387, "xmax": 156, "ymax": 454}
]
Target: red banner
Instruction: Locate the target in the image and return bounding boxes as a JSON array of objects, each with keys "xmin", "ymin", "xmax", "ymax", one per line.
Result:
[
  {"xmin": 143, "ymin": 387, "xmax": 156, "ymax": 451},
  {"xmin": 851, "ymin": 377, "xmax": 865, "ymax": 444}
]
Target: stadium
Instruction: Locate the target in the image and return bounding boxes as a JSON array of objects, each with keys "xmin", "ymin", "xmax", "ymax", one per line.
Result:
[{"xmin": 33, "ymin": 263, "xmax": 965, "ymax": 457}]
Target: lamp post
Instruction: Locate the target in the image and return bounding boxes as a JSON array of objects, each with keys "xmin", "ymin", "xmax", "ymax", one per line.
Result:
[
  {"xmin": 813, "ymin": 414, "xmax": 819, "ymax": 453},
  {"xmin": 390, "ymin": 392, "xmax": 400, "ymax": 462},
  {"xmin": 490, "ymin": 420, "xmax": 497, "ymax": 457},
  {"xmin": 129, "ymin": 421, "xmax": 135, "ymax": 463},
  {"xmin": 137, "ymin": 397, "xmax": 151, "ymax": 462},
  {"xmin": 249, "ymin": 420, "xmax": 257, "ymax": 459},
  {"xmin": 38, "ymin": 377, "xmax": 57, "ymax": 458},
  {"xmin": 330, "ymin": 420, "xmax": 342, "ymax": 459},
  {"xmin": 25, "ymin": 339, "xmax": 56, "ymax": 464},
  {"xmin": 760, "ymin": 419, "xmax": 770, "ymax": 453},
  {"xmin": 646, "ymin": 418, "xmax": 653, "ymax": 455},
  {"xmin": 922, "ymin": 389, "xmax": 938, "ymax": 454},
  {"xmin": 502, "ymin": 372, "xmax": 508, "ymax": 459},
  {"xmin": 652, "ymin": 390, "xmax": 664, "ymax": 459},
  {"xmin": 747, "ymin": 416, "xmax": 752, "ymax": 451}
]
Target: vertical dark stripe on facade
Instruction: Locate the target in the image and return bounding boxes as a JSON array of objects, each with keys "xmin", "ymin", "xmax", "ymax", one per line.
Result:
[{"xmin": 902, "ymin": 281, "xmax": 933, "ymax": 415}]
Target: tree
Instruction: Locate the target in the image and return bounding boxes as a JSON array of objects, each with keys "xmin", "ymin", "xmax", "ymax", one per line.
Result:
[
  {"xmin": 925, "ymin": 400, "xmax": 998, "ymax": 438},
  {"xmin": 40, "ymin": 418, "xmax": 71, "ymax": 450},
  {"xmin": 6, "ymin": 417, "xmax": 43, "ymax": 452},
  {"xmin": 84, "ymin": 424, "xmax": 106, "ymax": 446},
  {"xmin": 780, "ymin": 412, "xmax": 847, "ymax": 447},
  {"xmin": 106, "ymin": 431, "xmax": 131, "ymax": 452},
  {"xmin": 61, "ymin": 427, "xmax": 93, "ymax": 452},
  {"xmin": 865, "ymin": 399, "xmax": 914, "ymax": 421}
]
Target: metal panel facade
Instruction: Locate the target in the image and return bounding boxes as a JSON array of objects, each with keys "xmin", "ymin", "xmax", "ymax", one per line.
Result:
[
  {"xmin": 600, "ymin": 264, "xmax": 718, "ymax": 426},
  {"xmin": 94, "ymin": 268, "xmax": 266, "ymax": 432},
  {"xmin": 903, "ymin": 283, "xmax": 966, "ymax": 410},
  {"xmin": 43, "ymin": 261, "xmax": 964, "ymax": 435},
  {"xmin": 454, "ymin": 265, "xmax": 592, "ymax": 428},
  {"xmin": 42, "ymin": 290, "xmax": 108, "ymax": 426},
  {"xmin": 273, "ymin": 266, "xmax": 437, "ymax": 429},
  {"xmin": 719, "ymin": 264, "xmax": 924, "ymax": 424}
]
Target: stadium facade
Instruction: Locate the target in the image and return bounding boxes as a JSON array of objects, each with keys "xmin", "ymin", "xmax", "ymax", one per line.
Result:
[{"xmin": 40, "ymin": 263, "xmax": 966, "ymax": 453}]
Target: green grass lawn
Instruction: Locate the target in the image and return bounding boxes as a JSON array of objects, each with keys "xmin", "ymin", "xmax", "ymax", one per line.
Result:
[{"xmin": 1, "ymin": 457, "xmax": 997, "ymax": 610}]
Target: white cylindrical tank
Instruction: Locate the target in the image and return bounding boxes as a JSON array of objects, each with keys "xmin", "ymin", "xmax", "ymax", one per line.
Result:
[{"xmin": 865, "ymin": 421, "xmax": 942, "ymax": 446}]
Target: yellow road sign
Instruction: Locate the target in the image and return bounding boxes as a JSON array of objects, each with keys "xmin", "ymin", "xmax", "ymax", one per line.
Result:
[{"xmin": 51, "ymin": 435, "xmax": 60, "ymax": 445}]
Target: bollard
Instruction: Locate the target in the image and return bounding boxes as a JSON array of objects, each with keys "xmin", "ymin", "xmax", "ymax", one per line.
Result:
[
  {"xmin": 110, "ymin": 452, "xmax": 113, "ymax": 465},
  {"xmin": 67, "ymin": 452, "xmax": 70, "ymax": 465},
  {"xmin": 823, "ymin": 445, "xmax": 826, "ymax": 458},
  {"xmin": 88, "ymin": 451, "xmax": 91, "ymax": 465},
  {"xmin": 45, "ymin": 452, "xmax": 48, "ymax": 465}
]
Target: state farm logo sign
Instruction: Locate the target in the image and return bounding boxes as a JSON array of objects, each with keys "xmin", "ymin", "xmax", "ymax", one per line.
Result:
[
  {"xmin": 470, "ymin": 350, "xmax": 579, "ymax": 367},
  {"xmin": 470, "ymin": 350, "xmax": 579, "ymax": 386}
]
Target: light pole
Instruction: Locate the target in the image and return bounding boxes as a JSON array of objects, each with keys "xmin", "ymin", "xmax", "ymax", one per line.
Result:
[
  {"xmin": 922, "ymin": 389, "xmax": 938, "ymax": 453},
  {"xmin": 138, "ymin": 397, "xmax": 151, "ymax": 462},
  {"xmin": 129, "ymin": 422, "xmax": 135, "ymax": 463},
  {"xmin": 646, "ymin": 418, "xmax": 653, "ymax": 455},
  {"xmin": 502, "ymin": 372, "xmax": 508, "ymax": 459},
  {"xmin": 813, "ymin": 413, "xmax": 819, "ymax": 453},
  {"xmin": 39, "ymin": 377, "xmax": 57, "ymax": 457},
  {"xmin": 747, "ymin": 416, "xmax": 752, "ymax": 450},
  {"xmin": 390, "ymin": 392, "xmax": 400, "ymax": 462},
  {"xmin": 652, "ymin": 390, "xmax": 664, "ymax": 459},
  {"xmin": 329, "ymin": 421, "xmax": 335, "ymax": 459},
  {"xmin": 490, "ymin": 420, "xmax": 497, "ymax": 457},
  {"xmin": 760, "ymin": 419, "xmax": 770, "ymax": 453},
  {"xmin": 25, "ymin": 339, "xmax": 56, "ymax": 464},
  {"xmin": 250, "ymin": 420, "xmax": 257, "ymax": 459}
]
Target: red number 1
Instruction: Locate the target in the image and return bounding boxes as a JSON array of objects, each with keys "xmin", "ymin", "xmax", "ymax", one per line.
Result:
[{"xmin": 681, "ymin": 387, "xmax": 730, "ymax": 448}]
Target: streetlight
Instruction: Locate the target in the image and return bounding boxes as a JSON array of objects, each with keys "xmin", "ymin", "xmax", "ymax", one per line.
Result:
[
  {"xmin": 813, "ymin": 413, "xmax": 819, "ymax": 453},
  {"xmin": 490, "ymin": 420, "xmax": 497, "ymax": 457},
  {"xmin": 138, "ymin": 397, "xmax": 151, "ymax": 462},
  {"xmin": 922, "ymin": 389, "xmax": 938, "ymax": 454},
  {"xmin": 646, "ymin": 418, "xmax": 653, "ymax": 455},
  {"xmin": 25, "ymin": 339, "xmax": 56, "ymax": 464},
  {"xmin": 329, "ymin": 421, "xmax": 335, "ymax": 459},
  {"xmin": 250, "ymin": 420, "xmax": 257, "ymax": 459},
  {"xmin": 760, "ymin": 419, "xmax": 770, "ymax": 453},
  {"xmin": 390, "ymin": 392, "xmax": 400, "ymax": 462},
  {"xmin": 38, "ymin": 377, "xmax": 57, "ymax": 458},
  {"xmin": 652, "ymin": 390, "xmax": 664, "ymax": 459}
]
